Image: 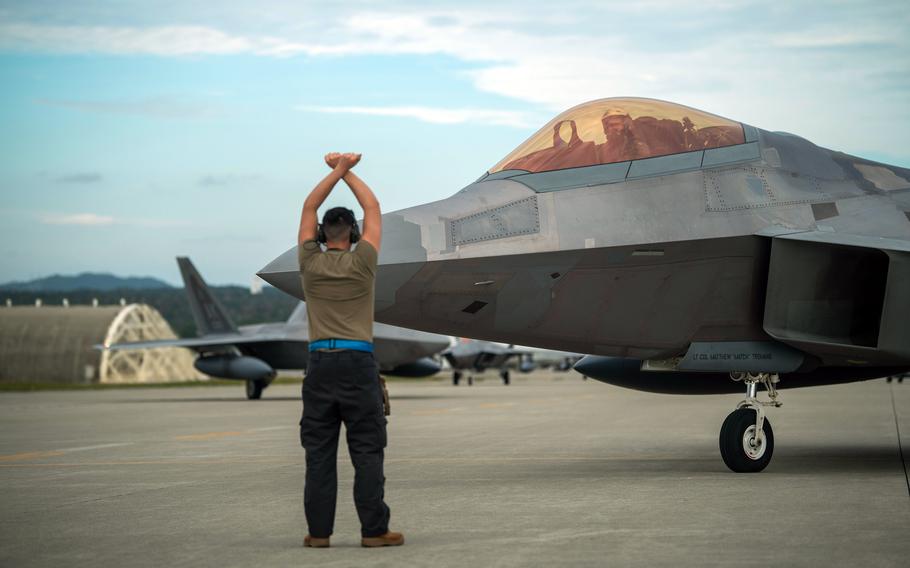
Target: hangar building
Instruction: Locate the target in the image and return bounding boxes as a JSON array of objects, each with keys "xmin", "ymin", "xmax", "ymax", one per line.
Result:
[{"xmin": 0, "ymin": 303, "xmax": 203, "ymax": 384}]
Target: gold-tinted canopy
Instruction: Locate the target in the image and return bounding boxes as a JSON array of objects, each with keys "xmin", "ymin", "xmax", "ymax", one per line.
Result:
[{"xmin": 490, "ymin": 98, "xmax": 745, "ymax": 174}]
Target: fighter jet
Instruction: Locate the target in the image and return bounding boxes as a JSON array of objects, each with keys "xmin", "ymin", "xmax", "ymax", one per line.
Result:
[
  {"xmin": 442, "ymin": 338, "xmax": 533, "ymax": 385},
  {"xmin": 513, "ymin": 346, "xmax": 584, "ymax": 372},
  {"xmin": 100, "ymin": 257, "xmax": 450, "ymax": 399},
  {"xmin": 259, "ymin": 97, "xmax": 910, "ymax": 471}
]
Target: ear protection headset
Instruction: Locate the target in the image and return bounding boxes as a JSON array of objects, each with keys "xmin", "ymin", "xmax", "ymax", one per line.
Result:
[{"xmin": 317, "ymin": 208, "xmax": 361, "ymax": 244}]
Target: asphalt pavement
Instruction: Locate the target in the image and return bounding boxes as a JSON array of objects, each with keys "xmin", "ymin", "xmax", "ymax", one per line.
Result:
[{"xmin": 1, "ymin": 372, "xmax": 909, "ymax": 567}]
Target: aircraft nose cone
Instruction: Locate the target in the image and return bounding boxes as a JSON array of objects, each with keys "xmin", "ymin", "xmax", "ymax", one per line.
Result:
[{"xmin": 257, "ymin": 245, "xmax": 305, "ymax": 301}]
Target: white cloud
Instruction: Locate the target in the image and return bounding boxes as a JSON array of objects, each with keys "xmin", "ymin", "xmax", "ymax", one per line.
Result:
[
  {"xmin": 0, "ymin": 23, "xmax": 254, "ymax": 56},
  {"xmin": 198, "ymin": 173, "xmax": 263, "ymax": 187},
  {"xmin": 35, "ymin": 97, "xmax": 218, "ymax": 118},
  {"xmin": 38, "ymin": 213, "xmax": 190, "ymax": 228},
  {"xmin": 40, "ymin": 213, "xmax": 115, "ymax": 226},
  {"xmin": 55, "ymin": 172, "xmax": 103, "ymax": 184},
  {"xmin": 2, "ymin": 5, "xmax": 908, "ymax": 157},
  {"xmin": 770, "ymin": 29, "xmax": 894, "ymax": 49},
  {"xmin": 298, "ymin": 105, "xmax": 539, "ymax": 128}
]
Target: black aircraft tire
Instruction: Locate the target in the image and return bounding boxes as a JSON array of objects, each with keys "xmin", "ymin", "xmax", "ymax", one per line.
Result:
[
  {"xmin": 453, "ymin": 372, "xmax": 461, "ymax": 386},
  {"xmin": 501, "ymin": 371, "xmax": 510, "ymax": 385},
  {"xmin": 246, "ymin": 379, "xmax": 264, "ymax": 400},
  {"xmin": 468, "ymin": 375, "xmax": 474, "ymax": 386},
  {"xmin": 719, "ymin": 408, "xmax": 774, "ymax": 473}
]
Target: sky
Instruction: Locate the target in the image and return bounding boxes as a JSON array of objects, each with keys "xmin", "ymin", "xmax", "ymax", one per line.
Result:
[{"xmin": 1, "ymin": 0, "xmax": 908, "ymax": 286}]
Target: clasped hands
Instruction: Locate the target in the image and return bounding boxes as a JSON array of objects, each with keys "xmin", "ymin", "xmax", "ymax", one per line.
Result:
[{"xmin": 325, "ymin": 152, "xmax": 361, "ymax": 172}]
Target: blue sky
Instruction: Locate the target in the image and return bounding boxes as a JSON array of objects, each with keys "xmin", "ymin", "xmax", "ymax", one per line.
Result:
[{"xmin": 1, "ymin": 0, "xmax": 908, "ymax": 286}]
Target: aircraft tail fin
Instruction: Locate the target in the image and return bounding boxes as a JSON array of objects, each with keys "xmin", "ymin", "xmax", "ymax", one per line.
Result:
[
  {"xmin": 286, "ymin": 302, "xmax": 309, "ymax": 325},
  {"xmin": 177, "ymin": 257, "xmax": 238, "ymax": 336}
]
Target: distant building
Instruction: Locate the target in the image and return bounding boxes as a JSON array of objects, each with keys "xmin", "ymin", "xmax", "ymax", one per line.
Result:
[{"xmin": 0, "ymin": 304, "xmax": 204, "ymax": 384}]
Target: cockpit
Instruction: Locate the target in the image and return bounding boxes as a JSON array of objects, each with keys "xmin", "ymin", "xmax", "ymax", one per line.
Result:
[{"xmin": 489, "ymin": 98, "xmax": 745, "ymax": 175}]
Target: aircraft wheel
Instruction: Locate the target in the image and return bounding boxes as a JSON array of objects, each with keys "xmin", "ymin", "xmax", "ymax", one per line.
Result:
[
  {"xmin": 468, "ymin": 375, "xmax": 474, "ymax": 386},
  {"xmin": 246, "ymin": 379, "xmax": 265, "ymax": 400},
  {"xmin": 453, "ymin": 371, "xmax": 461, "ymax": 386},
  {"xmin": 719, "ymin": 408, "xmax": 773, "ymax": 473},
  {"xmin": 501, "ymin": 370, "xmax": 510, "ymax": 385}
]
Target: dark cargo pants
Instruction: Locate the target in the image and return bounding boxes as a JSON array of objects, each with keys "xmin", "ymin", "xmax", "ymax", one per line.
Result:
[{"xmin": 300, "ymin": 350, "xmax": 390, "ymax": 538}]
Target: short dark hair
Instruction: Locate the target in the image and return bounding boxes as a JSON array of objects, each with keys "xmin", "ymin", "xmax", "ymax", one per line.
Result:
[{"xmin": 321, "ymin": 207, "xmax": 356, "ymax": 242}]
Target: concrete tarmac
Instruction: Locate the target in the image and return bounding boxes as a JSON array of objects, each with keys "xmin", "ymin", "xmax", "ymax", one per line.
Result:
[{"xmin": 1, "ymin": 373, "xmax": 909, "ymax": 567}]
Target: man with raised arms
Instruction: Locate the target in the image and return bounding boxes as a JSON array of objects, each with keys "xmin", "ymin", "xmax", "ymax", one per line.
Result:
[{"xmin": 297, "ymin": 152, "xmax": 403, "ymax": 549}]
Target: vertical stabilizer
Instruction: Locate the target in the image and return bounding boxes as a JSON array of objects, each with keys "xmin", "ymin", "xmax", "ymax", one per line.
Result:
[
  {"xmin": 286, "ymin": 302, "xmax": 309, "ymax": 325},
  {"xmin": 176, "ymin": 257, "xmax": 238, "ymax": 336}
]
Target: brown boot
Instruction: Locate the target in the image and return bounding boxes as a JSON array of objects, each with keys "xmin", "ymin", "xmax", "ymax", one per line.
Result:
[
  {"xmin": 361, "ymin": 531, "xmax": 405, "ymax": 548},
  {"xmin": 303, "ymin": 535, "xmax": 330, "ymax": 548}
]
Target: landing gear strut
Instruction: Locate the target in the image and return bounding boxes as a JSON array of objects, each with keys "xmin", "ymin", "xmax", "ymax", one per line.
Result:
[
  {"xmin": 719, "ymin": 372, "xmax": 781, "ymax": 473},
  {"xmin": 453, "ymin": 371, "xmax": 475, "ymax": 386},
  {"xmin": 245, "ymin": 379, "xmax": 266, "ymax": 400}
]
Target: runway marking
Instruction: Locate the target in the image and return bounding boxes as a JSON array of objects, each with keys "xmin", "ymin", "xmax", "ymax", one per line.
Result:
[
  {"xmin": 410, "ymin": 402, "xmax": 518, "ymax": 416},
  {"xmin": 410, "ymin": 409, "xmax": 452, "ymax": 416},
  {"xmin": 408, "ymin": 405, "xmax": 475, "ymax": 416},
  {"xmin": 0, "ymin": 450, "xmax": 66, "ymax": 462},
  {"xmin": 60, "ymin": 443, "xmax": 134, "ymax": 452},
  {"xmin": 0, "ymin": 454, "xmax": 722, "ymax": 468},
  {"xmin": 478, "ymin": 402, "xmax": 516, "ymax": 409},
  {"xmin": 172, "ymin": 426, "xmax": 294, "ymax": 441},
  {"xmin": 9, "ymin": 450, "xmax": 895, "ymax": 469},
  {"xmin": 173, "ymin": 431, "xmax": 245, "ymax": 441},
  {"xmin": 0, "ymin": 442, "xmax": 136, "ymax": 463},
  {"xmin": 0, "ymin": 457, "xmax": 301, "ymax": 468}
]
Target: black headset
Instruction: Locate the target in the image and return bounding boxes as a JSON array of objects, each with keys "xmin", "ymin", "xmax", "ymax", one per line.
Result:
[{"xmin": 317, "ymin": 208, "xmax": 361, "ymax": 244}]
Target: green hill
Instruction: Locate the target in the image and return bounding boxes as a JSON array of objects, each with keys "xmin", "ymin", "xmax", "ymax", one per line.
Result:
[{"xmin": 0, "ymin": 273, "xmax": 172, "ymax": 292}]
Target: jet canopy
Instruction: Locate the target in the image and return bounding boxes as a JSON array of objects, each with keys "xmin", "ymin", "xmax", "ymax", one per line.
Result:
[{"xmin": 489, "ymin": 98, "xmax": 745, "ymax": 174}]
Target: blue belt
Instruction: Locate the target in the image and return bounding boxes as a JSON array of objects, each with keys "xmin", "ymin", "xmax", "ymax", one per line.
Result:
[{"xmin": 309, "ymin": 339, "xmax": 373, "ymax": 353}]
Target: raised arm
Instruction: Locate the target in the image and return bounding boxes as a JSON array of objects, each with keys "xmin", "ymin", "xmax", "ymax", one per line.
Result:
[
  {"xmin": 298, "ymin": 153, "xmax": 350, "ymax": 246},
  {"xmin": 342, "ymin": 166, "xmax": 381, "ymax": 253}
]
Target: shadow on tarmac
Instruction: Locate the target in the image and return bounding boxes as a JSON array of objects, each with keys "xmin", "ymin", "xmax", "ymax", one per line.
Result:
[
  {"xmin": 420, "ymin": 445, "xmax": 908, "ymax": 478},
  {"xmin": 771, "ymin": 444, "xmax": 907, "ymax": 475}
]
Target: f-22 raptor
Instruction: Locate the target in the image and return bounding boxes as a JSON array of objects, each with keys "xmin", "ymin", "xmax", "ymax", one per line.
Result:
[
  {"xmin": 442, "ymin": 338, "xmax": 533, "ymax": 385},
  {"xmin": 442, "ymin": 339, "xmax": 578, "ymax": 385},
  {"xmin": 101, "ymin": 257, "xmax": 450, "ymax": 399},
  {"xmin": 259, "ymin": 97, "xmax": 910, "ymax": 472}
]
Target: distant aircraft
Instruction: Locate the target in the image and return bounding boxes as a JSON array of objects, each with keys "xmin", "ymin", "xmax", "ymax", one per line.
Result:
[
  {"xmin": 442, "ymin": 339, "xmax": 532, "ymax": 385},
  {"xmin": 259, "ymin": 97, "xmax": 910, "ymax": 471},
  {"xmin": 100, "ymin": 257, "xmax": 450, "ymax": 399},
  {"xmin": 442, "ymin": 340, "xmax": 581, "ymax": 384},
  {"xmin": 513, "ymin": 346, "xmax": 583, "ymax": 372}
]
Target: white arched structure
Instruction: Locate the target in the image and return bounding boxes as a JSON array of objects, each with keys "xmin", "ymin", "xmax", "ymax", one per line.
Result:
[{"xmin": 99, "ymin": 304, "xmax": 205, "ymax": 383}]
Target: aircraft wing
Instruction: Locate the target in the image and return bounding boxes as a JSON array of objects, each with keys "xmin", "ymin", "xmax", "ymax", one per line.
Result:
[
  {"xmin": 98, "ymin": 334, "xmax": 297, "ymax": 353},
  {"xmin": 505, "ymin": 346, "xmax": 533, "ymax": 355}
]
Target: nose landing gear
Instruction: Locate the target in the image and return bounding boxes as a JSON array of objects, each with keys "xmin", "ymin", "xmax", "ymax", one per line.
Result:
[{"xmin": 719, "ymin": 372, "xmax": 781, "ymax": 473}]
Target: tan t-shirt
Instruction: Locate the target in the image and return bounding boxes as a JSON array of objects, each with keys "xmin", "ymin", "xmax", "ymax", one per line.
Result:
[{"xmin": 298, "ymin": 239, "xmax": 377, "ymax": 343}]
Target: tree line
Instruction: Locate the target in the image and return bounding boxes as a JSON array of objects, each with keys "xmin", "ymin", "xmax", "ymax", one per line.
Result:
[{"xmin": 1, "ymin": 287, "xmax": 298, "ymax": 338}]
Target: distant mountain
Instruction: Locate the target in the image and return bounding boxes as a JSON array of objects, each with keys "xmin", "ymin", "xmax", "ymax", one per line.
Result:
[{"xmin": 0, "ymin": 272, "xmax": 173, "ymax": 292}]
